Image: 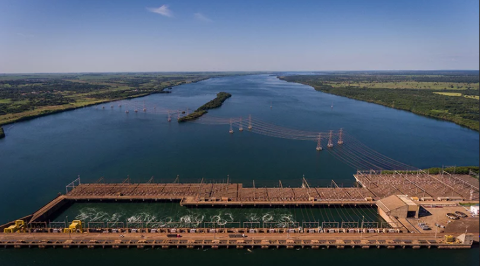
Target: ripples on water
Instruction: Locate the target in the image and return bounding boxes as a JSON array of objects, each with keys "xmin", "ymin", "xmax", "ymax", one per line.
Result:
[{"xmin": 54, "ymin": 203, "xmax": 382, "ymax": 228}]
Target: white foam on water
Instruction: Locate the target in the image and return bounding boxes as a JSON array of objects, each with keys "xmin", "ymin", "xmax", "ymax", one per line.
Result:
[
  {"xmin": 210, "ymin": 214, "xmax": 221, "ymax": 223},
  {"xmin": 92, "ymin": 211, "xmax": 109, "ymax": 222},
  {"xmin": 180, "ymin": 215, "xmax": 193, "ymax": 224},
  {"xmin": 245, "ymin": 213, "xmax": 259, "ymax": 222},
  {"xmin": 74, "ymin": 208, "xmax": 107, "ymax": 222},
  {"xmin": 110, "ymin": 213, "xmax": 123, "ymax": 222},
  {"xmin": 127, "ymin": 215, "xmax": 140, "ymax": 223},
  {"xmin": 224, "ymin": 212, "xmax": 234, "ymax": 222},
  {"xmin": 276, "ymin": 214, "xmax": 296, "ymax": 228},
  {"xmin": 262, "ymin": 213, "xmax": 273, "ymax": 222}
]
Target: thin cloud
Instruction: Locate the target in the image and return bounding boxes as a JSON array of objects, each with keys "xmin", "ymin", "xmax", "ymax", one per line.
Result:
[
  {"xmin": 147, "ymin": 5, "xmax": 173, "ymax": 17},
  {"xmin": 194, "ymin": 12, "xmax": 212, "ymax": 22}
]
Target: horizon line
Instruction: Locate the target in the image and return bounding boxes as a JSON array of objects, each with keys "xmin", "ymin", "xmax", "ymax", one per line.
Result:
[{"xmin": 1, "ymin": 69, "xmax": 479, "ymax": 75}]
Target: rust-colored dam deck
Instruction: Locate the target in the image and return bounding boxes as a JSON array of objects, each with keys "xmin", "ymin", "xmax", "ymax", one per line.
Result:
[
  {"xmin": 0, "ymin": 232, "xmax": 474, "ymax": 250},
  {"xmin": 1, "ymin": 172, "xmax": 478, "ymax": 250},
  {"xmin": 65, "ymin": 183, "xmax": 377, "ymax": 204},
  {"xmin": 23, "ymin": 172, "xmax": 480, "ymax": 223},
  {"xmin": 63, "ymin": 171, "xmax": 479, "ymax": 203}
]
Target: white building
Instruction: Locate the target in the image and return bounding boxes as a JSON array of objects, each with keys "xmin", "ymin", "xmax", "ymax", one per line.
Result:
[{"xmin": 470, "ymin": 205, "xmax": 479, "ymax": 216}]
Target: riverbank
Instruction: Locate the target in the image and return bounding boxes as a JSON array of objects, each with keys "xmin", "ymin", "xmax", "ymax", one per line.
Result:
[
  {"xmin": 279, "ymin": 74, "xmax": 479, "ymax": 131},
  {"xmin": 178, "ymin": 92, "xmax": 232, "ymax": 122},
  {"xmin": 0, "ymin": 73, "xmax": 231, "ymax": 138}
]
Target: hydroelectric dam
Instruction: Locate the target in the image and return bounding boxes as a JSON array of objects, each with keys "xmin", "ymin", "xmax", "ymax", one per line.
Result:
[{"xmin": 1, "ymin": 169, "xmax": 478, "ymax": 250}]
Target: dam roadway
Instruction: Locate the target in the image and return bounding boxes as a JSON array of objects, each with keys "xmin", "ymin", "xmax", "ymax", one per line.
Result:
[{"xmin": 0, "ymin": 232, "xmax": 474, "ymax": 249}]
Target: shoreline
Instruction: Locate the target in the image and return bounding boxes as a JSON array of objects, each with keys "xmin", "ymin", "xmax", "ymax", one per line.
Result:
[
  {"xmin": 0, "ymin": 78, "xmax": 211, "ymax": 138},
  {"xmin": 178, "ymin": 92, "xmax": 232, "ymax": 122},
  {"xmin": 278, "ymin": 77, "xmax": 479, "ymax": 132}
]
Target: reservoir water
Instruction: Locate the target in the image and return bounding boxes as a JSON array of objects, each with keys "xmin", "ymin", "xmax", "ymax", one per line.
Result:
[{"xmin": 0, "ymin": 74, "xmax": 478, "ymax": 265}]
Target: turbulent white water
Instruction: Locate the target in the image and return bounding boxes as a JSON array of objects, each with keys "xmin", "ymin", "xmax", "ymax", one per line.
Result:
[
  {"xmin": 70, "ymin": 207, "xmax": 311, "ymax": 228},
  {"xmin": 58, "ymin": 201, "xmax": 383, "ymax": 229}
]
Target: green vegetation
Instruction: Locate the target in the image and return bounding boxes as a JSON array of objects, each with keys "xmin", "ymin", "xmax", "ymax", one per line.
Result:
[
  {"xmin": 196, "ymin": 92, "xmax": 232, "ymax": 111},
  {"xmin": 178, "ymin": 92, "xmax": 232, "ymax": 122},
  {"xmin": 424, "ymin": 166, "xmax": 479, "ymax": 175},
  {"xmin": 381, "ymin": 166, "xmax": 479, "ymax": 176},
  {"xmin": 459, "ymin": 202, "xmax": 479, "ymax": 206},
  {"xmin": 177, "ymin": 110, "xmax": 207, "ymax": 122},
  {"xmin": 0, "ymin": 126, "xmax": 4, "ymax": 139},
  {"xmin": 280, "ymin": 71, "xmax": 479, "ymax": 131},
  {"xmin": 0, "ymin": 73, "xmax": 240, "ymax": 135}
]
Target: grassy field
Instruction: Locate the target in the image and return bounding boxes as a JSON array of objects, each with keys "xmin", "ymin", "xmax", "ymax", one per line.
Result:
[
  {"xmin": 280, "ymin": 72, "xmax": 479, "ymax": 131},
  {"xmin": 433, "ymin": 92, "xmax": 480, "ymax": 100},
  {"xmin": 433, "ymin": 92, "xmax": 463, "ymax": 96},
  {"xmin": 464, "ymin": 95, "xmax": 480, "ymax": 100}
]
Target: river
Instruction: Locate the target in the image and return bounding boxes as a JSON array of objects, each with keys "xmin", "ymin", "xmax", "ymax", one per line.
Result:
[{"xmin": 0, "ymin": 74, "xmax": 478, "ymax": 265}]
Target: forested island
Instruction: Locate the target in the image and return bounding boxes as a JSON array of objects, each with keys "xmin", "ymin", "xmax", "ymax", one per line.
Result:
[
  {"xmin": 280, "ymin": 71, "xmax": 479, "ymax": 131},
  {"xmin": 0, "ymin": 73, "xmax": 243, "ymax": 138},
  {"xmin": 178, "ymin": 92, "xmax": 232, "ymax": 122}
]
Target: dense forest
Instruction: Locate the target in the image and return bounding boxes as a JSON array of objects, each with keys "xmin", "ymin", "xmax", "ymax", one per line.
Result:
[{"xmin": 281, "ymin": 73, "xmax": 479, "ymax": 131}]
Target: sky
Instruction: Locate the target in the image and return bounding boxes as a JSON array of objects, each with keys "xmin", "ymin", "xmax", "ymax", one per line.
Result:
[{"xmin": 0, "ymin": 0, "xmax": 478, "ymax": 73}]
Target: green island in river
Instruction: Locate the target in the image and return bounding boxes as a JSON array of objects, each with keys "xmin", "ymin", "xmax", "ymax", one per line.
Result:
[
  {"xmin": 280, "ymin": 71, "xmax": 479, "ymax": 131},
  {"xmin": 178, "ymin": 92, "xmax": 232, "ymax": 122},
  {"xmin": 0, "ymin": 73, "xmax": 247, "ymax": 138}
]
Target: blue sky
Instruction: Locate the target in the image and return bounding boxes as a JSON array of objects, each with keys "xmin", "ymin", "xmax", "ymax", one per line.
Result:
[{"xmin": 0, "ymin": 0, "xmax": 478, "ymax": 73}]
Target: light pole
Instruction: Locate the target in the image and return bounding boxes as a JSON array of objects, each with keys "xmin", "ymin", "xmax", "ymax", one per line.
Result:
[
  {"xmin": 66, "ymin": 216, "xmax": 71, "ymax": 238},
  {"xmin": 360, "ymin": 216, "xmax": 364, "ymax": 239}
]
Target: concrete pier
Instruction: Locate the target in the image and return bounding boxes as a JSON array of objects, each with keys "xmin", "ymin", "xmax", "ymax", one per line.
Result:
[{"xmin": 0, "ymin": 232, "xmax": 474, "ymax": 249}]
